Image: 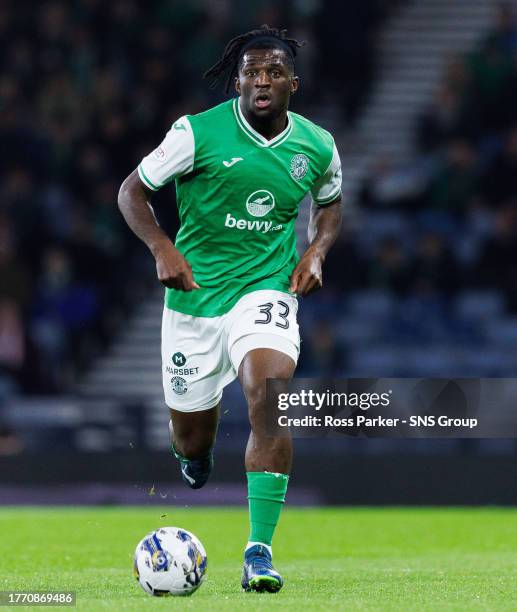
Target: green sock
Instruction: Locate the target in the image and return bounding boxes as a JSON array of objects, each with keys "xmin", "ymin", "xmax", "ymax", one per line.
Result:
[{"xmin": 247, "ymin": 471, "xmax": 289, "ymax": 546}]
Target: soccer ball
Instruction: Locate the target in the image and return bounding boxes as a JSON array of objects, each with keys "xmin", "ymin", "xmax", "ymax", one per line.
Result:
[{"xmin": 133, "ymin": 526, "xmax": 207, "ymax": 597}]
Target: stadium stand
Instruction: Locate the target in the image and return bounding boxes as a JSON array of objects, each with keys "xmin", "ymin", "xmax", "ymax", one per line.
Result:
[{"xmin": 3, "ymin": 1, "xmax": 517, "ymax": 454}]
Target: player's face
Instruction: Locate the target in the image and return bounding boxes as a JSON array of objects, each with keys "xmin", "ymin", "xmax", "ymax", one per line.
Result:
[{"xmin": 235, "ymin": 48, "xmax": 299, "ymax": 121}]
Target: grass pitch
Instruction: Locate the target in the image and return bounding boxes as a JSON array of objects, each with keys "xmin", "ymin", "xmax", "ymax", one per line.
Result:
[{"xmin": 0, "ymin": 507, "xmax": 516, "ymax": 611}]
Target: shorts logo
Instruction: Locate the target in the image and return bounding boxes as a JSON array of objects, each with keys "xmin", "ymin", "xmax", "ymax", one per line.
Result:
[
  {"xmin": 290, "ymin": 154, "xmax": 309, "ymax": 181},
  {"xmin": 154, "ymin": 146, "xmax": 165, "ymax": 159},
  {"xmin": 171, "ymin": 376, "xmax": 188, "ymax": 395},
  {"xmin": 172, "ymin": 352, "xmax": 186, "ymax": 367},
  {"xmin": 246, "ymin": 190, "xmax": 275, "ymax": 217}
]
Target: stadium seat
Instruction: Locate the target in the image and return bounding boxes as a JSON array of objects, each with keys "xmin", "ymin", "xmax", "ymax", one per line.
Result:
[
  {"xmin": 356, "ymin": 211, "xmax": 410, "ymax": 252},
  {"xmin": 455, "ymin": 291, "xmax": 505, "ymax": 321},
  {"xmin": 346, "ymin": 290, "xmax": 395, "ymax": 320},
  {"xmin": 335, "ymin": 317, "xmax": 381, "ymax": 345},
  {"xmin": 463, "ymin": 347, "xmax": 510, "ymax": 376},
  {"xmin": 484, "ymin": 319, "xmax": 517, "ymax": 346}
]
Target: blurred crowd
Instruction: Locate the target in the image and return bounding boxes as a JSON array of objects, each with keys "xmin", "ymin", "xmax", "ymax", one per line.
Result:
[
  {"xmin": 5, "ymin": 0, "xmax": 516, "ymax": 396},
  {"xmin": 0, "ymin": 0, "xmax": 394, "ymax": 397},
  {"xmin": 299, "ymin": 3, "xmax": 517, "ymax": 377}
]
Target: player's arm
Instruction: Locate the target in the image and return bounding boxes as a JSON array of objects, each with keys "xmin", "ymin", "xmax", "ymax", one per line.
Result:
[
  {"xmin": 289, "ymin": 198, "xmax": 342, "ymax": 296},
  {"xmin": 118, "ymin": 171, "xmax": 199, "ymax": 291},
  {"xmin": 290, "ymin": 139, "xmax": 343, "ymax": 296},
  {"xmin": 118, "ymin": 117, "xmax": 199, "ymax": 291}
]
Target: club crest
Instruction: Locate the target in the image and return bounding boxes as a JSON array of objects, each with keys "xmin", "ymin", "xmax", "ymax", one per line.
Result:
[{"xmin": 290, "ymin": 154, "xmax": 309, "ymax": 181}]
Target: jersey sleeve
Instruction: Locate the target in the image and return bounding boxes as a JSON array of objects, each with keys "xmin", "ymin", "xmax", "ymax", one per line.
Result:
[
  {"xmin": 310, "ymin": 140, "xmax": 342, "ymax": 206},
  {"xmin": 137, "ymin": 116, "xmax": 195, "ymax": 191}
]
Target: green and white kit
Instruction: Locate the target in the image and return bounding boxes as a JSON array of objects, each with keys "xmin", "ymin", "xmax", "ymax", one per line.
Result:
[{"xmin": 139, "ymin": 98, "xmax": 342, "ymax": 410}]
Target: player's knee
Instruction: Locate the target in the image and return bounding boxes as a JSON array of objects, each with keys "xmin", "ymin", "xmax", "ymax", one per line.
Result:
[
  {"xmin": 245, "ymin": 382, "xmax": 267, "ymax": 409},
  {"xmin": 245, "ymin": 384, "xmax": 269, "ymax": 430}
]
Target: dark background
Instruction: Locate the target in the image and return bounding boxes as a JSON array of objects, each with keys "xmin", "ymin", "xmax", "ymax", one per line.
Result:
[{"xmin": 1, "ymin": 0, "xmax": 517, "ymax": 504}]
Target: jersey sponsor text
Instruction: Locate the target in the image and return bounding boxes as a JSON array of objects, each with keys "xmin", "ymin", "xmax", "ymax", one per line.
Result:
[
  {"xmin": 166, "ymin": 366, "xmax": 199, "ymax": 376},
  {"xmin": 224, "ymin": 213, "xmax": 283, "ymax": 233}
]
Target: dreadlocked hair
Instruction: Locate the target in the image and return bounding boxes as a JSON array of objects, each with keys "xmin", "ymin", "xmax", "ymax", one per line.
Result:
[{"xmin": 203, "ymin": 24, "xmax": 305, "ymax": 93}]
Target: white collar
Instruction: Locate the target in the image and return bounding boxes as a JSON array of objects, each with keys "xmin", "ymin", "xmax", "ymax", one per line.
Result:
[{"xmin": 233, "ymin": 97, "xmax": 292, "ymax": 148}]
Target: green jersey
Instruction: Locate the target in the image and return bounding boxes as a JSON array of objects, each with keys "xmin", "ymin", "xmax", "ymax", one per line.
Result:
[{"xmin": 138, "ymin": 98, "xmax": 342, "ymax": 317}]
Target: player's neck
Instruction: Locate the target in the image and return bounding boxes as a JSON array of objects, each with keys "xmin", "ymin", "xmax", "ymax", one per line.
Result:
[{"xmin": 241, "ymin": 107, "xmax": 289, "ymax": 141}]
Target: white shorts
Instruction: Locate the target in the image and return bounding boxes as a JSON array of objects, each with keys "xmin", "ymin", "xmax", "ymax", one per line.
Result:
[{"xmin": 161, "ymin": 290, "xmax": 300, "ymax": 412}]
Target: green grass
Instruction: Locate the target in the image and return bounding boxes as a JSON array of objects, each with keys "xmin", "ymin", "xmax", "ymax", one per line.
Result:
[{"xmin": 0, "ymin": 507, "xmax": 516, "ymax": 611}]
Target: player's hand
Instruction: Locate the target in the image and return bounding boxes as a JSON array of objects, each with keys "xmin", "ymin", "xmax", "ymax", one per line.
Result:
[
  {"xmin": 153, "ymin": 241, "xmax": 200, "ymax": 291},
  {"xmin": 289, "ymin": 247, "xmax": 323, "ymax": 297}
]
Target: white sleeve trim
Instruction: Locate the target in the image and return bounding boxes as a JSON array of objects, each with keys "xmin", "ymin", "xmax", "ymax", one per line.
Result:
[
  {"xmin": 138, "ymin": 116, "xmax": 195, "ymax": 191},
  {"xmin": 310, "ymin": 140, "xmax": 342, "ymax": 205}
]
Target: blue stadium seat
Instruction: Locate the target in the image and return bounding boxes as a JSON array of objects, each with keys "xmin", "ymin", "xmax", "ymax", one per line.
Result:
[
  {"xmin": 401, "ymin": 346, "xmax": 459, "ymax": 376},
  {"xmin": 348, "ymin": 345, "xmax": 406, "ymax": 376},
  {"xmin": 356, "ymin": 211, "xmax": 410, "ymax": 252},
  {"xmin": 455, "ymin": 291, "xmax": 505, "ymax": 321},
  {"xmin": 335, "ymin": 318, "xmax": 382, "ymax": 345},
  {"xmin": 347, "ymin": 290, "xmax": 395, "ymax": 320},
  {"xmin": 463, "ymin": 347, "xmax": 510, "ymax": 376},
  {"xmin": 484, "ymin": 319, "xmax": 517, "ymax": 347}
]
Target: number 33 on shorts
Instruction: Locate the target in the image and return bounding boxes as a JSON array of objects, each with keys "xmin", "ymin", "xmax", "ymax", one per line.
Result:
[
  {"xmin": 254, "ymin": 300, "xmax": 291, "ymax": 329},
  {"xmin": 226, "ymin": 290, "xmax": 300, "ymax": 369}
]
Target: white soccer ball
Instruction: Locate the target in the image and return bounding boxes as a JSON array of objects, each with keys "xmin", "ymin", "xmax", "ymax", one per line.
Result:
[{"xmin": 133, "ymin": 526, "xmax": 207, "ymax": 597}]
